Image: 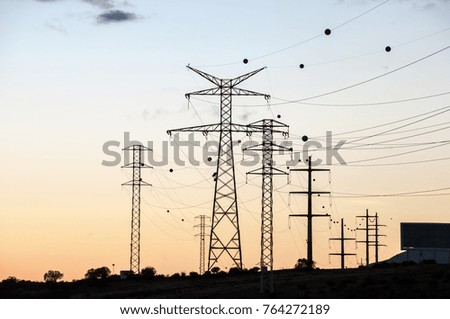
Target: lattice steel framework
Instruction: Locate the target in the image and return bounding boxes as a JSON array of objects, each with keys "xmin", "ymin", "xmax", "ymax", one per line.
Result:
[
  {"xmin": 194, "ymin": 215, "xmax": 210, "ymax": 275},
  {"xmin": 245, "ymin": 119, "xmax": 290, "ymax": 293},
  {"xmin": 122, "ymin": 145, "xmax": 152, "ymax": 274},
  {"xmin": 167, "ymin": 66, "xmax": 269, "ymax": 270}
]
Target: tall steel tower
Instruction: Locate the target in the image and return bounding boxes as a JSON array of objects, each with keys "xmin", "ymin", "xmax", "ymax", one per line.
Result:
[
  {"xmin": 167, "ymin": 65, "xmax": 269, "ymax": 270},
  {"xmin": 122, "ymin": 144, "xmax": 152, "ymax": 274},
  {"xmin": 245, "ymin": 119, "xmax": 291, "ymax": 293},
  {"xmin": 194, "ymin": 215, "xmax": 210, "ymax": 275}
]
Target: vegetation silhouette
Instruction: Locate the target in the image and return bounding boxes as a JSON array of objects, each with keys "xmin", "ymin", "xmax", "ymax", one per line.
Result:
[
  {"xmin": 44, "ymin": 270, "xmax": 63, "ymax": 283},
  {"xmin": 2, "ymin": 263, "xmax": 450, "ymax": 298},
  {"xmin": 85, "ymin": 267, "xmax": 111, "ymax": 280},
  {"xmin": 141, "ymin": 266, "xmax": 156, "ymax": 278},
  {"xmin": 295, "ymin": 258, "xmax": 317, "ymax": 270}
]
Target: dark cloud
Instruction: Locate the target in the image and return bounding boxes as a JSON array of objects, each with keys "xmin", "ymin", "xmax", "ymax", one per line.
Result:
[{"xmin": 97, "ymin": 10, "xmax": 137, "ymax": 23}]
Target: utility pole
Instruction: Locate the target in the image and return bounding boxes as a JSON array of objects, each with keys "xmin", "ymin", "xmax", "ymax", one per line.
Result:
[
  {"xmin": 194, "ymin": 215, "xmax": 210, "ymax": 275},
  {"xmin": 356, "ymin": 209, "xmax": 386, "ymax": 266},
  {"xmin": 368, "ymin": 213, "xmax": 386, "ymax": 264},
  {"xmin": 329, "ymin": 218, "xmax": 356, "ymax": 269},
  {"xmin": 122, "ymin": 144, "xmax": 152, "ymax": 274},
  {"xmin": 244, "ymin": 119, "xmax": 291, "ymax": 293},
  {"xmin": 167, "ymin": 66, "xmax": 270, "ymax": 271},
  {"xmin": 356, "ymin": 209, "xmax": 372, "ymax": 266},
  {"xmin": 289, "ymin": 156, "xmax": 330, "ymax": 270}
]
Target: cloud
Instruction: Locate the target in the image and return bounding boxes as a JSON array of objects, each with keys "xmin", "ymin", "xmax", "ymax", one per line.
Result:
[
  {"xmin": 45, "ymin": 20, "xmax": 68, "ymax": 34},
  {"xmin": 82, "ymin": 0, "xmax": 115, "ymax": 9},
  {"xmin": 34, "ymin": 0, "xmax": 120, "ymax": 9},
  {"xmin": 97, "ymin": 9, "xmax": 137, "ymax": 23}
]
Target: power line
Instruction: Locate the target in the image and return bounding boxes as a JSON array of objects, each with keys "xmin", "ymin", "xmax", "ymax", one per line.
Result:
[
  {"xmin": 332, "ymin": 186, "xmax": 450, "ymax": 198},
  {"xmin": 193, "ymin": 0, "xmax": 390, "ymax": 67},
  {"xmin": 269, "ymin": 45, "xmax": 450, "ymax": 105},
  {"xmin": 234, "ymin": 91, "xmax": 450, "ymax": 108},
  {"xmin": 306, "ymin": 105, "xmax": 450, "ymax": 138}
]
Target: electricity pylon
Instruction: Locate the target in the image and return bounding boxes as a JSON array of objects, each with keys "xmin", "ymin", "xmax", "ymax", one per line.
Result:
[
  {"xmin": 289, "ymin": 156, "xmax": 330, "ymax": 270},
  {"xmin": 356, "ymin": 210, "xmax": 386, "ymax": 265},
  {"xmin": 329, "ymin": 218, "xmax": 356, "ymax": 269},
  {"xmin": 167, "ymin": 65, "xmax": 269, "ymax": 271},
  {"xmin": 244, "ymin": 119, "xmax": 291, "ymax": 293},
  {"xmin": 194, "ymin": 215, "xmax": 210, "ymax": 275},
  {"xmin": 122, "ymin": 144, "xmax": 152, "ymax": 274}
]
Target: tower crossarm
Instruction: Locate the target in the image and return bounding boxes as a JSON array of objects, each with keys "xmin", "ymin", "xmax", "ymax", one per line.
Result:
[
  {"xmin": 168, "ymin": 122, "xmax": 289, "ymax": 136},
  {"xmin": 231, "ymin": 66, "xmax": 267, "ymax": 86},
  {"xmin": 186, "ymin": 65, "xmax": 222, "ymax": 86}
]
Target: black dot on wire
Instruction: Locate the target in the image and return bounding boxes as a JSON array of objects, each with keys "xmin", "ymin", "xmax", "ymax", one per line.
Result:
[
  {"xmin": 166, "ymin": 210, "xmax": 170, "ymax": 213},
  {"xmin": 238, "ymin": 140, "xmax": 241, "ymax": 144},
  {"xmin": 302, "ymin": 135, "xmax": 308, "ymax": 142},
  {"xmin": 169, "ymin": 168, "xmax": 173, "ymax": 172},
  {"xmin": 385, "ymin": 46, "xmax": 391, "ymax": 52},
  {"xmin": 299, "ymin": 64, "xmax": 305, "ymax": 69},
  {"xmin": 207, "ymin": 157, "xmax": 212, "ymax": 162},
  {"xmin": 322, "ymin": 206, "xmax": 325, "ymax": 209},
  {"xmin": 325, "ymin": 29, "xmax": 331, "ymax": 35},
  {"xmin": 181, "ymin": 219, "xmax": 184, "ymax": 222},
  {"xmin": 243, "ymin": 58, "xmax": 249, "ymax": 64},
  {"xmin": 277, "ymin": 114, "xmax": 281, "ymax": 119}
]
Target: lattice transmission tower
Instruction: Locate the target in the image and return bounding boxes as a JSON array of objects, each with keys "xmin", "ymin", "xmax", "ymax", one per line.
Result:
[
  {"xmin": 244, "ymin": 119, "xmax": 291, "ymax": 293},
  {"xmin": 167, "ymin": 65, "xmax": 269, "ymax": 271},
  {"xmin": 122, "ymin": 144, "xmax": 152, "ymax": 274},
  {"xmin": 194, "ymin": 215, "xmax": 210, "ymax": 275}
]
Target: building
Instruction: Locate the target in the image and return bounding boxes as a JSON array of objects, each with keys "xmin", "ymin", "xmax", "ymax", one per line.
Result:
[{"xmin": 385, "ymin": 222, "xmax": 450, "ymax": 264}]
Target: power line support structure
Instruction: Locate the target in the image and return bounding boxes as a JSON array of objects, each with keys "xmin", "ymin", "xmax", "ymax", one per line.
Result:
[
  {"xmin": 356, "ymin": 209, "xmax": 373, "ymax": 266},
  {"xmin": 167, "ymin": 65, "xmax": 270, "ymax": 271},
  {"xmin": 289, "ymin": 156, "xmax": 330, "ymax": 270},
  {"xmin": 368, "ymin": 212, "xmax": 386, "ymax": 264},
  {"xmin": 194, "ymin": 215, "xmax": 210, "ymax": 275},
  {"xmin": 329, "ymin": 218, "xmax": 356, "ymax": 269},
  {"xmin": 244, "ymin": 119, "xmax": 291, "ymax": 293},
  {"xmin": 122, "ymin": 145, "xmax": 152, "ymax": 274},
  {"xmin": 356, "ymin": 209, "xmax": 386, "ymax": 266}
]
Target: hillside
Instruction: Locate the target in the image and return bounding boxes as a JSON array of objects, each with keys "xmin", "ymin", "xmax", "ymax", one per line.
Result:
[{"xmin": 1, "ymin": 263, "xmax": 450, "ymax": 298}]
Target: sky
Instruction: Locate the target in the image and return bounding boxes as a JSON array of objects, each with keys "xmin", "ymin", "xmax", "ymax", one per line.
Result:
[{"xmin": 1, "ymin": 0, "xmax": 450, "ymax": 282}]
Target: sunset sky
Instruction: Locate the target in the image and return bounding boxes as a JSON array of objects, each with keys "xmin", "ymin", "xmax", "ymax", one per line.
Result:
[{"xmin": 1, "ymin": 0, "xmax": 450, "ymax": 281}]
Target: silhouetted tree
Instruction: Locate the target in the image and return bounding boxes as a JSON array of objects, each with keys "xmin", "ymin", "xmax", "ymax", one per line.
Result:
[
  {"xmin": 141, "ymin": 266, "xmax": 157, "ymax": 278},
  {"xmin": 44, "ymin": 270, "xmax": 63, "ymax": 283},
  {"xmin": 2, "ymin": 277, "xmax": 19, "ymax": 284},
  {"xmin": 210, "ymin": 266, "xmax": 220, "ymax": 274},
  {"xmin": 189, "ymin": 271, "xmax": 199, "ymax": 277},
  {"xmin": 85, "ymin": 267, "xmax": 111, "ymax": 280},
  {"xmin": 295, "ymin": 258, "xmax": 316, "ymax": 270}
]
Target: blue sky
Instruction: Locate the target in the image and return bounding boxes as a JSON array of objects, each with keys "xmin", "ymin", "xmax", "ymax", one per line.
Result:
[{"xmin": 1, "ymin": 0, "xmax": 450, "ymax": 280}]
